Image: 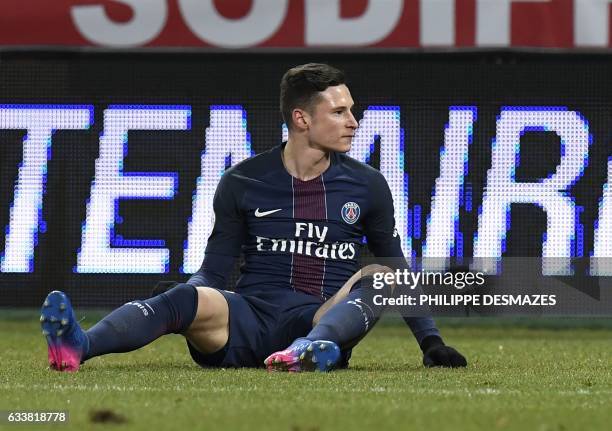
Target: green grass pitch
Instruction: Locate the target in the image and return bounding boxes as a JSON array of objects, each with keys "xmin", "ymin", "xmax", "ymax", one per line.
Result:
[{"xmin": 1, "ymin": 313, "xmax": 611, "ymax": 431}]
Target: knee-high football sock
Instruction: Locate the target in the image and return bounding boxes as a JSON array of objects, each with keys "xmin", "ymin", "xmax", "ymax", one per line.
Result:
[
  {"xmin": 395, "ymin": 283, "xmax": 441, "ymax": 344},
  {"xmin": 305, "ymin": 285, "xmax": 386, "ymax": 350},
  {"xmin": 83, "ymin": 284, "xmax": 198, "ymax": 360}
]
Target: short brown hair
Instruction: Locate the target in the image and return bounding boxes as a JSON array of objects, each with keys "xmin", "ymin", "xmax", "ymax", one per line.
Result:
[{"xmin": 280, "ymin": 63, "xmax": 346, "ymax": 130}]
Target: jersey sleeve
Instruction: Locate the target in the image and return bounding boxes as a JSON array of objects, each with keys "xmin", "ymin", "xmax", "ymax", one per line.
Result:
[
  {"xmin": 187, "ymin": 252, "xmax": 235, "ymax": 289},
  {"xmin": 205, "ymin": 170, "xmax": 247, "ymax": 257},
  {"xmin": 363, "ymin": 171, "xmax": 404, "ymax": 259},
  {"xmin": 363, "ymin": 171, "xmax": 441, "ymax": 345},
  {"xmin": 187, "ymin": 170, "xmax": 247, "ymax": 289}
]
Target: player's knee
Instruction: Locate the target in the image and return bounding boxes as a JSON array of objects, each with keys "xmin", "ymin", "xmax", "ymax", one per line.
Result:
[
  {"xmin": 360, "ymin": 264, "xmax": 396, "ymax": 294},
  {"xmin": 360, "ymin": 264, "xmax": 393, "ymax": 278},
  {"xmin": 158, "ymin": 283, "xmax": 198, "ymax": 333},
  {"xmin": 162, "ymin": 283, "xmax": 197, "ymax": 306}
]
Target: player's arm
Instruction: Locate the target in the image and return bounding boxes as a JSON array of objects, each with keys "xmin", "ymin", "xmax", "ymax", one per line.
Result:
[
  {"xmin": 363, "ymin": 172, "xmax": 467, "ymax": 367},
  {"xmin": 187, "ymin": 170, "xmax": 247, "ymax": 289}
]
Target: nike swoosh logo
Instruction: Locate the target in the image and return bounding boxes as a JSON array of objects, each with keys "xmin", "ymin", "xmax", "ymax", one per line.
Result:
[{"xmin": 254, "ymin": 208, "xmax": 282, "ymax": 217}]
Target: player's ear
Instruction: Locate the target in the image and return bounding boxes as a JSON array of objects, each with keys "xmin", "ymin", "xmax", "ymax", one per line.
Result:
[{"xmin": 292, "ymin": 108, "xmax": 309, "ymax": 131}]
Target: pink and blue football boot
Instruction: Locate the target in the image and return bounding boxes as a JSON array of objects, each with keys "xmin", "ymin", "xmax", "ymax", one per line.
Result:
[
  {"xmin": 264, "ymin": 338, "xmax": 341, "ymax": 372},
  {"xmin": 40, "ymin": 291, "xmax": 89, "ymax": 372}
]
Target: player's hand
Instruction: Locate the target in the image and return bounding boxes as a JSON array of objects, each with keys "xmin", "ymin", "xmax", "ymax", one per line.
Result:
[{"xmin": 420, "ymin": 335, "xmax": 467, "ymax": 368}]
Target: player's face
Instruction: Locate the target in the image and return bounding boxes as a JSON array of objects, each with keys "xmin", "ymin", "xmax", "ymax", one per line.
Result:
[{"xmin": 307, "ymin": 84, "xmax": 358, "ymax": 153}]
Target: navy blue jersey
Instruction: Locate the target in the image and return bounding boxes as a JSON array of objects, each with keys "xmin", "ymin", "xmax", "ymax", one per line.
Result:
[{"xmin": 188, "ymin": 143, "xmax": 404, "ymax": 301}]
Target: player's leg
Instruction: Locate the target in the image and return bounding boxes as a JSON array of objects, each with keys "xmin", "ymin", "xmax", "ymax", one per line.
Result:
[
  {"xmin": 312, "ymin": 264, "xmax": 392, "ymax": 325},
  {"xmin": 147, "ymin": 281, "xmax": 230, "ymax": 353},
  {"xmin": 265, "ymin": 265, "xmax": 394, "ymax": 371},
  {"xmin": 309, "ymin": 264, "xmax": 395, "ymax": 347},
  {"xmin": 41, "ymin": 284, "xmax": 228, "ymax": 372},
  {"xmin": 182, "ymin": 287, "xmax": 229, "ymax": 355}
]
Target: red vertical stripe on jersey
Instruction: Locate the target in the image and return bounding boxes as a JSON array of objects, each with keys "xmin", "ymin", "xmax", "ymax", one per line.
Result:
[{"xmin": 292, "ymin": 176, "xmax": 326, "ymax": 297}]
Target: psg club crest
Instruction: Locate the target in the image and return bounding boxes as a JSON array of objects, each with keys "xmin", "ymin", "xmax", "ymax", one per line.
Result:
[{"xmin": 341, "ymin": 202, "xmax": 360, "ymax": 224}]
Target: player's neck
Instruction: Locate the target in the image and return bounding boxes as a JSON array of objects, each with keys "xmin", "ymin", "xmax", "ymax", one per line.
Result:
[{"xmin": 283, "ymin": 138, "xmax": 331, "ymax": 181}]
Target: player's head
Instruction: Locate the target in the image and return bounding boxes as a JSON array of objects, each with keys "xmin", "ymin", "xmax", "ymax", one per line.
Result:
[{"xmin": 280, "ymin": 63, "xmax": 358, "ymax": 152}]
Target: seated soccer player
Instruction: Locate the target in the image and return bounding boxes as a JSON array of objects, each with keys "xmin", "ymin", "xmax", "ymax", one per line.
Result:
[{"xmin": 41, "ymin": 63, "xmax": 466, "ymax": 372}]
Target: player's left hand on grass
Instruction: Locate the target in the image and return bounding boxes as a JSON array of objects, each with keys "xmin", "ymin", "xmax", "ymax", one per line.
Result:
[{"xmin": 420, "ymin": 335, "xmax": 467, "ymax": 368}]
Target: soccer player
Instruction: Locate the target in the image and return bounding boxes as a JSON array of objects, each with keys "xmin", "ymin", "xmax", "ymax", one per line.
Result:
[{"xmin": 41, "ymin": 63, "xmax": 466, "ymax": 372}]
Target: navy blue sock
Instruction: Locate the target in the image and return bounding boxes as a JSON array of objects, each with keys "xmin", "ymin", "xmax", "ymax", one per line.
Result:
[
  {"xmin": 394, "ymin": 284, "xmax": 441, "ymax": 345},
  {"xmin": 84, "ymin": 284, "xmax": 198, "ymax": 361},
  {"xmin": 305, "ymin": 284, "xmax": 386, "ymax": 350}
]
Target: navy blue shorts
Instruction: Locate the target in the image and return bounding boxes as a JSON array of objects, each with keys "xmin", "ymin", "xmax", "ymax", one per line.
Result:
[{"xmin": 186, "ymin": 287, "xmax": 323, "ymax": 368}]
